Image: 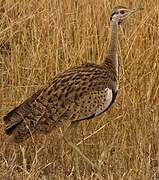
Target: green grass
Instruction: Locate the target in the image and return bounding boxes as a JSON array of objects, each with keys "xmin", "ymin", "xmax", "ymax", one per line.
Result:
[{"xmin": 1, "ymin": 0, "xmax": 159, "ymax": 179}]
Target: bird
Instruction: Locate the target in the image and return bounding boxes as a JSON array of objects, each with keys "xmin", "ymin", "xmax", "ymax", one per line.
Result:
[{"xmin": 3, "ymin": 6, "xmax": 143, "ymax": 143}]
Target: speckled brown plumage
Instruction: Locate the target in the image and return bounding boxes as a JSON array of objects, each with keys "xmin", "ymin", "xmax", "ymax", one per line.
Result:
[{"xmin": 4, "ymin": 60, "xmax": 117, "ymax": 143}]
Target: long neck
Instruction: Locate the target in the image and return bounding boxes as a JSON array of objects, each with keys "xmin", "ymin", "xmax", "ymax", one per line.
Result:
[{"xmin": 104, "ymin": 20, "xmax": 118, "ymax": 67}]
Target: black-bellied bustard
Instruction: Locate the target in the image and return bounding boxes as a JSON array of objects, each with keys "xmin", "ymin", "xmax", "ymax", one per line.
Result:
[{"xmin": 4, "ymin": 6, "xmax": 142, "ymax": 144}]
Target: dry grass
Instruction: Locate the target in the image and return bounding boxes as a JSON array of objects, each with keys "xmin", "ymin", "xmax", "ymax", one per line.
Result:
[{"xmin": 1, "ymin": 0, "xmax": 159, "ymax": 179}]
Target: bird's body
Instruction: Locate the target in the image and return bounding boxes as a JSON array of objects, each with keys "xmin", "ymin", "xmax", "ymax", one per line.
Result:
[
  {"xmin": 3, "ymin": 6, "xmax": 142, "ymax": 143},
  {"xmin": 4, "ymin": 60, "xmax": 117, "ymax": 142}
]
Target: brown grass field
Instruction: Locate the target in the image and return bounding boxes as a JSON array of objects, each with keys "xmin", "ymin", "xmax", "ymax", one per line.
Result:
[{"xmin": 1, "ymin": 0, "xmax": 159, "ymax": 179}]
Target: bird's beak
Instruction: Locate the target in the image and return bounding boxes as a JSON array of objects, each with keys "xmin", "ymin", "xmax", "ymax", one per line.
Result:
[
  {"xmin": 126, "ymin": 7, "xmax": 143, "ymax": 18},
  {"xmin": 131, "ymin": 7, "xmax": 144, "ymax": 13}
]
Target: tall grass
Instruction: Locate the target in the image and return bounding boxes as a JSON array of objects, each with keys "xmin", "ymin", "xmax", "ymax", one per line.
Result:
[{"xmin": 1, "ymin": 0, "xmax": 159, "ymax": 179}]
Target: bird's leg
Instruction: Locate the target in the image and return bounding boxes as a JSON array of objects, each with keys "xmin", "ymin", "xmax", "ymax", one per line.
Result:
[
  {"xmin": 63, "ymin": 121, "xmax": 80, "ymax": 176},
  {"xmin": 62, "ymin": 121, "xmax": 103, "ymax": 179}
]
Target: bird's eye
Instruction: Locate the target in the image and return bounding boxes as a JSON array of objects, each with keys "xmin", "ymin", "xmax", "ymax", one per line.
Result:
[{"xmin": 120, "ymin": 10, "xmax": 125, "ymax": 14}]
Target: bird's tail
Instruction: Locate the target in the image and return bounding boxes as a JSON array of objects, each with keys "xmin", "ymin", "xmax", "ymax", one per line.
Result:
[
  {"xmin": 3, "ymin": 102, "xmax": 34, "ymax": 143},
  {"xmin": 3, "ymin": 89, "xmax": 43, "ymax": 143},
  {"xmin": 4, "ymin": 108, "xmax": 23, "ymax": 135}
]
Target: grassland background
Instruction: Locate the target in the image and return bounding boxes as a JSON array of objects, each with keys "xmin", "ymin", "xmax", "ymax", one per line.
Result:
[{"xmin": 1, "ymin": 0, "xmax": 159, "ymax": 179}]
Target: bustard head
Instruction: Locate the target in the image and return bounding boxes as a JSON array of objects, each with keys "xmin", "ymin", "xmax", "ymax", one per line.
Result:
[{"xmin": 110, "ymin": 6, "xmax": 143, "ymax": 24}]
